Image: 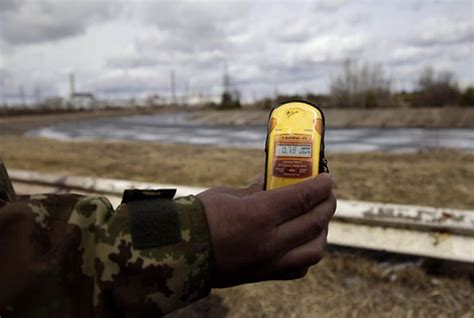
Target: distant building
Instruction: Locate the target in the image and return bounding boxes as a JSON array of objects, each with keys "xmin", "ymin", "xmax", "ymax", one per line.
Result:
[
  {"xmin": 68, "ymin": 92, "xmax": 95, "ymax": 109},
  {"xmin": 43, "ymin": 96, "xmax": 65, "ymax": 109}
]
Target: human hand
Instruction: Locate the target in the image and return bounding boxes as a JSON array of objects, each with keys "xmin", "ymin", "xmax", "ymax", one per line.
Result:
[{"xmin": 197, "ymin": 173, "xmax": 336, "ymax": 288}]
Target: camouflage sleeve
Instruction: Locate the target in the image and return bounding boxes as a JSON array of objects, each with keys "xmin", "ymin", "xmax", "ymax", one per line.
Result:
[{"xmin": 0, "ymin": 193, "xmax": 214, "ymax": 317}]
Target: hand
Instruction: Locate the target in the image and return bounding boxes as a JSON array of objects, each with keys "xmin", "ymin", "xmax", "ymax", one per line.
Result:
[{"xmin": 197, "ymin": 173, "xmax": 336, "ymax": 288}]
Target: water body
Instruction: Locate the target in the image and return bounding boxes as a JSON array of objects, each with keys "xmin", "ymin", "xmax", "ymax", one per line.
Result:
[{"xmin": 26, "ymin": 113, "xmax": 474, "ymax": 153}]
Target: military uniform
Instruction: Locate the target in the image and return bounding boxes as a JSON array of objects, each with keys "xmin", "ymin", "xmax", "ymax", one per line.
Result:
[{"xmin": 0, "ymin": 159, "xmax": 214, "ymax": 317}]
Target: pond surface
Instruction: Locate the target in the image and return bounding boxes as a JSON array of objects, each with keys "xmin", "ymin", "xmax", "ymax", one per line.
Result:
[{"xmin": 26, "ymin": 113, "xmax": 474, "ymax": 153}]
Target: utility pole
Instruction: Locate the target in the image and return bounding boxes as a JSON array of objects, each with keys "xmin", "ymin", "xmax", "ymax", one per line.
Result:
[
  {"xmin": 34, "ymin": 86, "xmax": 42, "ymax": 105},
  {"xmin": 223, "ymin": 62, "xmax": 230, "ymax": 94},
  {"xmin": 19, "ymin": 86, "xmax": 26, "ymax": 107},
  {"xmin": 69, "ymin": 72, "xmax": 76, "ymax": 97},
  {"xmin": 273, "ymin": 84, "xmax": 279, "ymax": 99},
  {"xmin": 184, "ymin": 80, "xmax": 189, "ymax": 106},
  {"xmin": 0, "ymin": 72, "xmax": 4, "ymax": 107},
  {"xmin": 170, "ymin": 70, "xmax": 176, "ymax": 105}
]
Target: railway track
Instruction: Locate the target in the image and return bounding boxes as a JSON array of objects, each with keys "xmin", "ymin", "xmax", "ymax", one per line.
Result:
[{"xmin": 10, "ymin": 169, "xmax": 474, "ymax": 264}]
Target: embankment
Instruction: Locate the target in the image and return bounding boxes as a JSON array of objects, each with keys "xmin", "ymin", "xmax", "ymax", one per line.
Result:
[{"xmin": 187, "ymin": 107, "xmax": 474, "ymax": 128}]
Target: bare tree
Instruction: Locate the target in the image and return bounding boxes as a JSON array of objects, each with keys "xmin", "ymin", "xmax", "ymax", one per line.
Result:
[
  {"xmin": 460, "ymin": 87, "xmax": 474, "ymax": 107},
  {"xmin": 413, "ymin": 67, "xmax": 460, "ymax": 107},
  {"xmin": 330, "ymin": 59, "xmax": 395, "ymax": 108}
]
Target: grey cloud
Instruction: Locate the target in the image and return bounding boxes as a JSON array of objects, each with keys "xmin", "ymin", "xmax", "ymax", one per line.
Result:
[
  {"xmin": 230, "ymin": 53, "xmax": 338, "ymax": 94},
  {"xmin": 347, "ymin": 12, "xmax": 371, "ymax": 26},
  {"xmin": 106, "ymin": 55, "xmax": 160, "ymax": 69},
  {"xmin": 0, "ymin": 69, "xmax": 13, "ymax": 86},
  {"xmin": 104, "ymin": 1, "xmax": 365, "ymax": 98},
  {"xmin": 1, "ymin": 1, "xmax": 472, "ymax": 104},
  {"xmin": 276, "ymin": 19, "xmax": 318, "ymax": 43},
  {"xmin": 137, "ymin": 31, "xmax": 229, "ymax": 54},
  {"xmin": 0, "ymin": 0, "xmax": 20, "ymax": 12},
  {"xmin": 0, "ymin": 68, "xmax": 58, "ymax": 101},
  {"xmin": 412, "ymin": 17, "xmax": 474, "ymax": 46},
  {"xmin": 316, "ymin": 0, "xmax": 349, "ymax": 11},
  {"xmin": 447, "ymin": 43, "xmax": 473, "ymax": 61},
  {"xmin": 294, "ymin": 33, "xmax": 368, "ymax": 64},
  {"xmin": 105, "ymin": 45, "xmax": 226, "ymax": 71},
  {"xmin": 0, "ymin": 1, "xmax": 118, "ymax": 45},
  {"xmin": 143, "ymin": 2, "xmax": 248, "ymax": 32},
  {"xmin": 388, "ymin": 46, "xmax": 438, "ymax": 65},
  {"xmin": 90, "ymin": 70, "xmax": 170, "ymax": 96},
  {"xmin": 137, "ymin": 2, "xmax": 249, "ymax": 52}
]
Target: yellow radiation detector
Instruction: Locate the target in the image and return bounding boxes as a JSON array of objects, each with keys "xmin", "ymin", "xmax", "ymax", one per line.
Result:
[{"xmin": 264, "ymin": 100, "xmax": 328, "ymax": 190}]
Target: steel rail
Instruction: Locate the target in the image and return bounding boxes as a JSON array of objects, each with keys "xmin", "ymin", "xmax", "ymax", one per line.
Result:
[{"xmin": 9, "ymin": 169, "xmax": 474, "ymax": 263}]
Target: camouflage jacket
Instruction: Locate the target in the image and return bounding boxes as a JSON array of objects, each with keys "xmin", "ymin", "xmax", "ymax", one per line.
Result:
[{"xmin": 0, "ymin": 161, "xmax": 214, "ymax": 317}]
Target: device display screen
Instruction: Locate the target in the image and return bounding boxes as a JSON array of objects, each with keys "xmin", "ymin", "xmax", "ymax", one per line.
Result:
[{"xmin": 275, "ymin": 144, "xmax": 312, "ymax": 157}]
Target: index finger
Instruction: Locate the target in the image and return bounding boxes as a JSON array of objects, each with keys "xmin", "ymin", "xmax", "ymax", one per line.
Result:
[{"xmin": 252, "ymin": 173, "xmax": 334, "ymax": 224}]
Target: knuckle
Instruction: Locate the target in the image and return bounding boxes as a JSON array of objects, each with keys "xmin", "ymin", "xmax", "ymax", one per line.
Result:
[
  {"xmin": 318, "ymin": 174, "xmax": 332, "ymax": 192},
  {"xmin": 275, "ymin": 226, "xmax": 295, "ymax": 253},
  {"xmin": 297, "ymin": 189, "xmax": 312, "ymax": 212},
  {"xmin": 327, "ymin": 194, "xmax": 337, "ymax": 217},
  {"xmin": 322, "ymin": 181, "xmax": 332, "ymax": 198},
  {"xmin": 284, "ymin": 268, "xmax": 309, "ymax": 280},
  {"xmin": 308, "ymin": 252, "xmax": 322, "ymax": 266},
  {"xmin": 294, "ymin": 268, "xmax": 309, "ymax": 279},
  {"xmin": 321, "ymin": 235, "xmax": 328, "ymax": 250},
  {"xmin": 310, "ymin": 215, "xmax": 325, "ymax": 234},
  {"xmin": 318, "ymin": 194, "xmax": 337, "ymax": 224},
  {"xmin": 306, "ymin": 241, "xmax": 325, "ymax": 266},
  {"xmin": 299, "ymin": 255, "xmax": 321, "ymax": 269}
]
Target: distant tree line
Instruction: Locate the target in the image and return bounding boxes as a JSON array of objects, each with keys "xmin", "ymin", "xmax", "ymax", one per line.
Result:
[
  {"xmin": 329, "ymin": 60, "xmax": 395, "ymax": 108},
  {"xmin": 403, "ymin": 67, "xmax": 473, "ymax": 107},
  {"xmin": 218, "ymin": 90, "xmax": 241, "ymax": 110},
  {"xmin": 252, "ymin": 60, "xmax": 473, "ymax": 109},
  {"xmin": 2, "ymin": 60, "xmax": 472, "ymax": 114}
]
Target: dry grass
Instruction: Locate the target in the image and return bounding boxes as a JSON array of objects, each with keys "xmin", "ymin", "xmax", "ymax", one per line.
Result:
[
  {"xmin": 1, "ymin": 136, "xmax": 473, "ymax": 209},
  {"xmin": 1, "ymin": 136, "xmax": 473, "ymax": 316},
  {"xmin": 0, "ymin": 136, "xmax": 261, "ymax": 188},
  {"xmin": 328, "ymin": 151, "xmax": 474, "ymax": 210},
  {"xmin": 169, "ymin": 249, "xmax": 473, "ymax": 317}
]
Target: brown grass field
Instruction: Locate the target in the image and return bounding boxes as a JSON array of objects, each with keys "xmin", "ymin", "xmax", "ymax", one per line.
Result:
[
  {"xmin": 170, "ymin": 250, "xmax": 473, "ymax": 317},
  {"xmin": 1, "ymin": 134, "xmax": 473, "ymax": 317},
  {"xmin": 1, "ymin": 136, "xmax": 473, "ymax": 210}
]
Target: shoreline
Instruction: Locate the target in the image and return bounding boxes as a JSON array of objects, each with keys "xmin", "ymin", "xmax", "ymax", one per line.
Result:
[
  {"xmin": 186, "ymin": 107, "xmax": 474, "ymax": 128},
  {"xmin": 1, "ymin": 107, "xmax": 474, "ymax": 135}
]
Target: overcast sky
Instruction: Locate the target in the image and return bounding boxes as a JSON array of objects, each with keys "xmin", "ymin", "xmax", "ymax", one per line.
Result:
[{"xmin": 0, "ymin": 0, "xmax": 473, "ymax": 104}]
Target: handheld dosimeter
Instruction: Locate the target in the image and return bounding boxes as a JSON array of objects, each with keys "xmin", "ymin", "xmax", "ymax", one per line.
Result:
[{"xmin": 264, "ymin": 100, "xmax": 328, "ymax": 190}]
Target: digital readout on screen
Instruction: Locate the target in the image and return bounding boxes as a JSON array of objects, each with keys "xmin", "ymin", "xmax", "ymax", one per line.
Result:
[{"xmin": 275, "ymin": 144, "xmax": 312, "ymax": 157}]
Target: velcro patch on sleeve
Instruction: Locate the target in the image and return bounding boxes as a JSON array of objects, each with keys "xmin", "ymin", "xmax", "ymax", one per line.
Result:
[
  {"xmin": 127, "ymin": 198, "xmax": 182, "ymax": 249},
  {"xmin": 122, "ymin": 189, "xmax": 176, "ymax": 204}
]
